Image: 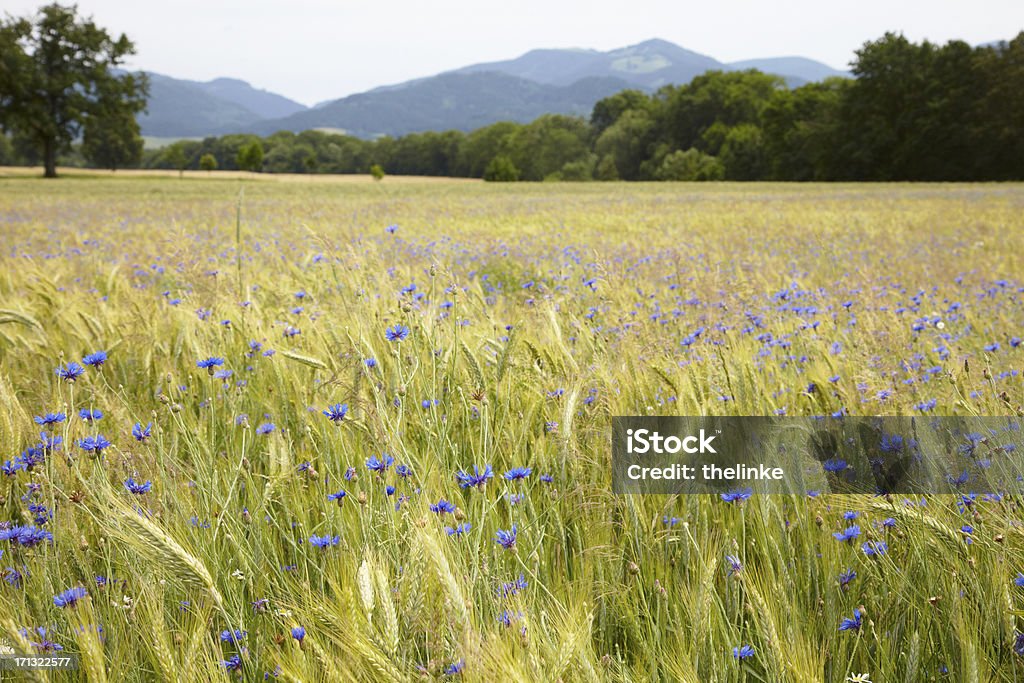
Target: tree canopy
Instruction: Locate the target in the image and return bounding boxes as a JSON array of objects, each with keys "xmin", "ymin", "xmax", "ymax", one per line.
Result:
[{"xmin": 0, "ymin": 3, "xmax": 147, "ymax": 177}]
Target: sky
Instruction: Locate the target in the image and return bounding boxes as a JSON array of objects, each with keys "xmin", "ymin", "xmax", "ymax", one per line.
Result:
[{"xmin": 4, "ymin": 0, "xmax": 1023, "ymax": 106}]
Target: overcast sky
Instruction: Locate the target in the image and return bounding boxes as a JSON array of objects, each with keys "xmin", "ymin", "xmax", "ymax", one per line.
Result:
[{"xmin": 5, "ymin": 0, "xmax": 1023, "ymax": 105}]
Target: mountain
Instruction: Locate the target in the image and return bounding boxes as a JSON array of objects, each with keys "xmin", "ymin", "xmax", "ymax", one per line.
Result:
[
  {"xmin": 242, "ymin": 72, "xmax": 632, "ymax": 137},
  {"xmin": 452, "ymin": 39, "xmax": 724, "ymax": 89},
  {"xmin": 726, "ymin": 56, "xmax": 849, "ymax": 84},
  {"xmin": 137, "ymin": 73, "xmax": 307, "ymax": 137},
  {"xmin": 453, "ymin": 39, "xmax": 847, "ymax": 89},
  {"xmin": 137, "ymin": 39, "xmax": 847, "ymax": 138}
]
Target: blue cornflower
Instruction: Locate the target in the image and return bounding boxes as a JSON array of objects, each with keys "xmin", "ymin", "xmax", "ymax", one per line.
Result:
[
  {"xmin": 395, "ymin": 464, "xmax": 412, "ymax": 478},
  {"xmin": 53, "ymin": 586, "xmax": 88, "ymax": 608},
  {"xmin": 385, "ymin": 324, "xmax": 410, "ymax": 342},
  {"xmin": 214, "ymin": 369, "xmax": 233, "ymax": 380},
  {"xmin": 833, "ymin": 525, "xmax": 861, "ymax": 542},
  {"xmin": 79, "ymin": 408, "xmax": 102, "ymax": 421},
  {"xmin": 291, "ymin": 626, "xmax": 305, "ymax": 642},
  {"xmin": 10, "ymin": 525, "xmax": 53, "ymax": 547},
  {"xmin": 844, "ymin": 511, "xmax": 859, "ymax": 521},
  {"xmin": 732, "ymin": 644, "xmax": 755, "ymax": 661},
  {"xmin": 430, "ymin": 499, "xmax": 456, "ymax": 515},
  {"xmin": 839, "ymin": 569, "xmax": 857, "ymax": 589},
  {"xmin": 725, "ymin": 555, "xmax": 742, "ymax": 575},
  {"xmin": 55, "ymin": 362, "xmax": 85, "ymax": 382},
  {"xmin": 34, "ymin": 412, "xmax": 66, "ymax": 426},
  {"xmin": 308, "ymin": 534, "xmax": 340, "ymax": 549},
  {"xmin": 444, "ymin": 659, "xmax": 464, "ymax": 675},
  {"xmin": 862, "ymin": 541, "xmax": 888, "ymax": 557},
  {"xmin": 838, "ymin": 608, "xmax": 862, "ymax": 632},
  {"xmin": 504, "ymin": 467, "xmax": 532, "ymax": 481},
  {"xmin": 256, "ymin": 422, "xmax": 275, "ymax": 435},
  {"xmin": 456, "ymin": 464, "xmax": 493, "ymax": 489},
  {"xmin": 1015, "ymin": 574, "xmax": 1024, "ymax": 588},
  {"xmin": 366, "ymin": 454, "xmax": 394, "ymax": 473},
  {"xmin": 327, "ymin": 490, "xmax": 347, "ymax": 505},
  {"xmin": 881, "ymin": 518, "xmax": 896, "ymax": 529},
  {"xmin": 82, "ymin": 351, "xmax": 107, "ymax": 367},
  {"xmin": 540, "ymin": 474, "xmax": 553, "ymax": 483},
  {"xmin": 220, "ymin": 629, "xmax": 246, "ymax": 643},
  {"xmin": 720, "ymin": 487, "xmax": 753, "ymax": 503},
  {"xmin": 132, "ymin": 422, "xmax": 152, "ymax": 441},
  {"xmin": 445, "ymin": 523, "xmax": 471, "ymax": 537},
  {"xmin": 984, "ymin": 342, "xmax": 1000, "ymax": 352},
  {"xmin": 222, "ymin": 655, "xmax": 242, "ymax": 672},
  {"xmin": 77, "ymin": 435, "xmax": 112, "ymax": 454},
  {"xmin": 364, "ymin": 358, "xmax": 377, "ymax": 368},
  {"xmin": 498, "ymin": 574, "xmax": 528, "ymax": 598},
  {"xmin": 323, "ymin": 403, "xmax": 348, "ymax": 422},
  {"xmin": 124, "ymin": 477, "xmax": 152, "ymax": 495},
  {"xmin": 197, "ymin": 357, "xmax": 225, "ymax": 375},
  {"xmin": 385, "ymin": 485, "xmax": 396, "ymax": 496},
  {"xmin": 823, "ymin": 458, "xmax": 847, "ymax": 473},
  {"xmin": 495, "ymin": 525, "xmax": 517, "ymax": 550}
]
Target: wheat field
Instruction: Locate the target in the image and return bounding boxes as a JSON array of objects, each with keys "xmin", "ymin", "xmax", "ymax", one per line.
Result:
[{"xmin": 0, "ymin": 174, "xmax": 1022, "ymax": 681}]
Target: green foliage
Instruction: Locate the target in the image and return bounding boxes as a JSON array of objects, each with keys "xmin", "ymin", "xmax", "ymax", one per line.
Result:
[
  {"xmin": 369, "ymin": 163, "xmax": 385, "ymax": 181},
  {"xmin": 236, "ymin": 140, "xmax": 264, "ymax": 172},
  {"xmin": 0, "ymin": 3, "xmax": 148, "ymax": 177},
  {"xmin": 198, "ymin": 153, "xmax": 217, "ymax": 172},
  {"xmin": 161, "ymin": 143, "xmax": 188, "ymax": 175},
  {"xmin": 654, "ymin": 148, "xmax": 724, "ymax": 181},
  {"xmin": 82, "ymin": 108, "xmax": 143, "ymax": 171},
  {"xmin": 483, "ymin": 155, "xmax": 520, "ymax": 182}
]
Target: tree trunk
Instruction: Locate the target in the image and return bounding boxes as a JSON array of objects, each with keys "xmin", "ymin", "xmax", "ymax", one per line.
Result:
[{"xmin": 43, "ymin": 137, "xmax": 57, "ymax": 178}]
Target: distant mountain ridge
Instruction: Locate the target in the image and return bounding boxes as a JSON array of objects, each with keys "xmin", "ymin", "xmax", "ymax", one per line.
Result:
[{"xmin": 137, "ymin": 38, "xmax": 848, "ymax": 138}]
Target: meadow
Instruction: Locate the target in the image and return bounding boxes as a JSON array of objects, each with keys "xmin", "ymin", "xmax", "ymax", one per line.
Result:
[{"xmin": 0, "ymin": 172, "xmax": 1022, "ymax": 682}]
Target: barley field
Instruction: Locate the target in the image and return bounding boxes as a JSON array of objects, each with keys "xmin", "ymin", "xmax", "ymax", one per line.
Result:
[{"xmin": 0, "ymin": 173, "xmax": 1023, "ymax": 682}]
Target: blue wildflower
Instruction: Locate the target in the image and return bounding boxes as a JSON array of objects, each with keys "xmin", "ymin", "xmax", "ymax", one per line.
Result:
[
  {"xmin": 327, "ymin": 490, "xmax": 347, "ymax": 505},
  {"xmin": 132, "ymin": 422, "xmax": 152, "ymax": 441},
  {"xmin": 504, "ymin": 467, "xmax": 532, "ymax": 481},
  {"xmin": 838, "ymin": 609, "xmax": 862, "ymax": 632},
  {"xmin": 77, "ymin": 435, "xmax": 112, "ymax": 454},
  {"xmin": 291, "ymin": 626, "xmax": 305, "ymax": 642},
  {"xmin": 256, "ymin": 422, "xmax": 275, "ymax": 435},
  {"xmin": 197, "ymin": 357, "xmax": 225, "ymax": 375},
  {"xmin": 839, "ymin": 569, "xmax": 857, "ymax": 589},
  {"xmin": 456, "ymin": 464, "xmax": 493, "ymax": 489},
  {"xmin": 34, "ymin": 412, "xmax": 66, "ymax": 426},
  {"xmin": 55, "ymin": 362, "xmax": 85, "ymax": 382},
  {"xmin": 833, "ymin": 525, "xmax": 861, "ymax": 542},
  {"xmin": 862, "ymin": 540, "xmax": 888, "ymax": 557},
  {"xmin": 79, "ymin": 408, "xmax": 102, "ymax": 422},
  {"xmin": 733, "ymin": 644, "xmax": 755, "ymax": 661},
  {"xmin": 53, "ymin": 586, "xmax": 88, "ymax": 608},
  {"xmin": 124, "ymin": 477, "xmax": 152, "ymax": 495},
  {"xmin": 366, "ymin": 454, "xmax": 394, "ymax": 473},
  {"xmin": 308, "ymin": 534, "xmax": 340, "ymax": 549},
  {"xmin": 445, "ymin": 523, "xmax": 471, "ymax": 537},
  {"xmin": 385, "ymin": 324, "xmax": 410, "ymax": 342},
  {"xmin": 82, "ymin": 351, "xmax": 107, "ymax": 367},
  {"xmin": 495, "ymin": 525, "xmax": 517, "ymax": 550},
  {"xmin": 323, "ymin": 403, "xmax": 348, "ymax": 422},
  {"xmin": 720, "ymin": 487, "xmax": 753, "ymax": 503},
  {"xmin": 220, "ymin": 629, "xmax": 246, "ymax": 643},
  {"xmin": 430, "ymin": 499, "xmax": 456, "ymax": 514}
]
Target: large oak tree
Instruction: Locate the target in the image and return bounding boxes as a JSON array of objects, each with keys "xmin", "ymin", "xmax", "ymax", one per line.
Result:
[{"xmin": 0, "ymin": 3, "xmax": 147, "ymax": 177}]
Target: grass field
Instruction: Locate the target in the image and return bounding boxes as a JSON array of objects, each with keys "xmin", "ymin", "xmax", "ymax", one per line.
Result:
[{"xmin": 0, "ymin": 174, "xmax": 1022, "ymax": 682}]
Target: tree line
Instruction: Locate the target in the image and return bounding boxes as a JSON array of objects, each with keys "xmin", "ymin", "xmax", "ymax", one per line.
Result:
[{"xmin": 2, "ymin": 4, "xmax": 1022, "ymax": 181}]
